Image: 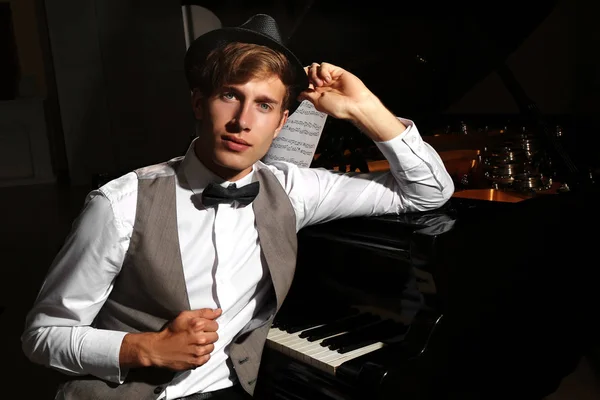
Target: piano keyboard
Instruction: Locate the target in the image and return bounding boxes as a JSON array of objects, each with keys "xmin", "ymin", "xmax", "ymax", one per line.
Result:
[{"xmin": 266, "ymin": 308, "xmax": 409, "ymax": 375}]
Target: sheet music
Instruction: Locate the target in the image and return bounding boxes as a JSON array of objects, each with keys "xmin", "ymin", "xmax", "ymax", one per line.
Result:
[{"xmin": 262, "ymin": 100, "xmax": 328, "ymax": 168}]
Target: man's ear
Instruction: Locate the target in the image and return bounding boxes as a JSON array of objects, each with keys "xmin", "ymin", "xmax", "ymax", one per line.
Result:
[
  {"xmin": 273, "ymin": 110, "xmax": 289, "ymax": 139},
  {"xmin": 191, "ymin": 90, "xmax": 204, "ymax": 120}
]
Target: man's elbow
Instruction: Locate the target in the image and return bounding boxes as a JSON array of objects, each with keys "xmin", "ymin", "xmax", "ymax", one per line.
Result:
[
  {"xmin": 21, "ymin": 328, "xmax": 50, "ymax": 367},
  {"xmin": 21, "ymin": 334, "xmax": 40, "ymax": 365},
  {"xmin": 433, "ymin": 179, "xmax": 455, "ymax": 209},
  {"xmin": 440, "ymin": 178, "xmax": 455, "ymax": 206},
  {"xmin": 410, "ymin": 180, "xmax": 455, "ymax": 212}
]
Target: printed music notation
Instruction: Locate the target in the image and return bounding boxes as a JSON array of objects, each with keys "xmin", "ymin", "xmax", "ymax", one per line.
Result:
[{"xmin": 262, "ymin": 100, "xmax": 328, "ymax": 168}]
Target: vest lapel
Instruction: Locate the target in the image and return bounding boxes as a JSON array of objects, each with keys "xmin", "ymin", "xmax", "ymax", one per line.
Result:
[
  {"xmin": 252, "ymin": 168, "xmax": 298, "ymax": 310},
  {"xmin": 231, "ymin": 167, "xmax": 298, "ymax": 396}
]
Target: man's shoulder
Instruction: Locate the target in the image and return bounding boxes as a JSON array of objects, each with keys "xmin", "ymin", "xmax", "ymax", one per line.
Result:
[
  {"xmin": 255, "ymin": 160, "xmax": 321, "ymax": 200},
  {"xmin": 256, "ymin": 159, "xmax": 303, "ymax": 177},
  {"xmin": 98, "ymin": 156, "xmax": 184, "ymax": 205},
  {"xmin": 133, "ymin": 156, "xmax": 184, "ymax": 180},
  {"xmin": 95, "ymin": 171, "xmax": 137, "ymax": 207},
  {"xmin": 257, "ymin": 160, "xmax": 331, "ymax": 184}
]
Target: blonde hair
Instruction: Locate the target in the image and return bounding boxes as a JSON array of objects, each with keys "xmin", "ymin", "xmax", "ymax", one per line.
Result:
[{"xmin": 188, "ymin": 42, "xmax": 294, "ymax": 111}]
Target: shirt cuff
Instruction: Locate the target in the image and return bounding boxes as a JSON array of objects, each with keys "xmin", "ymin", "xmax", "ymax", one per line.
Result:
[
  {"xmin": 374, "ymin": 118, "xmax": 428, "ymax": 171},
  {"xmin": 80, "ymin": 329, "xmax": 129, "ymax": 383}
]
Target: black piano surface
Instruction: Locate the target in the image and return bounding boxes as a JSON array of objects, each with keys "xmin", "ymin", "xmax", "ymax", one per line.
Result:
[
  {"xmin": 255, "ymin": 189, "xmax": 598, "ymax": 400},
  {"xmin": 255, "ymin": 200, "xmax": 460, "ymax": 400},
  {"xmin": 259, "ymin": 202, "xmax": 459, "ymax": 398}
]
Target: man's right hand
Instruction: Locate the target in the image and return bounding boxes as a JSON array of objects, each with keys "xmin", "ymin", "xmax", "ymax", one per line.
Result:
[{"xmin": 120, "ymin": 308, "xmax": 222, "ymax": 371}]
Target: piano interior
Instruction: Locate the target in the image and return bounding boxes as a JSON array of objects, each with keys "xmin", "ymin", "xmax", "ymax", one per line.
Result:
[{"xmin": 185, "ymin": 1, "xmax": 597, "ymax": 398}]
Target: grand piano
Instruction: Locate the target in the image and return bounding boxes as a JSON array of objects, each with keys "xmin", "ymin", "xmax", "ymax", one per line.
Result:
[{"xmin": 184, "ymin": 1, "xmax": 598, "ymax": 398}]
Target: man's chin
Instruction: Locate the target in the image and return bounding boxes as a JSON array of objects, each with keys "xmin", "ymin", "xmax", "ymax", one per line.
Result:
[{"xmin": 213, "ymin": 157, "xmax": 253, "ymax": 175}]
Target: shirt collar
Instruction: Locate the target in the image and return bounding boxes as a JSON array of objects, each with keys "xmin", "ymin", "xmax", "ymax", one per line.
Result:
[{"xmin": 180, "ymin": 138, "xmax": 256, "ymax": 196}]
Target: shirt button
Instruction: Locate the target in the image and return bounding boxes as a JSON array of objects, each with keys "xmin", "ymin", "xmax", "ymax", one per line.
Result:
[{"xmin": 154, "ymin": 386, "xmax": 163, "ymax": 394}]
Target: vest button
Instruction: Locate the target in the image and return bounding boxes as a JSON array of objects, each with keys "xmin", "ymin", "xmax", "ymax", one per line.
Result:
[
  {"xmin": 154, "ymin": 386, "xmax": 163, "ymax": 394},
  {"xmin": 247, "ymin": 379, "xmax": 256, "ymax": 386},
  {"xmin": 238, "ymin": 356, "xmax": 249, "ymax": 364}
]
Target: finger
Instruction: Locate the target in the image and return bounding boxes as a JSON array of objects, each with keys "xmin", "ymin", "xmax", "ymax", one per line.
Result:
[
  {"xmin": 319, "ymin": 62, "xmax": 343, "ymax": 82},
  {"xmin": 297, "ymin": 88, "xmax": 320, "ymax": 106},
  {"xmin": 191, "ymin": 308, "xmax": 222, "ymax": 320},
  {"xmin": 303, "ymin": 65, "xmax": 316, "ymax": 90},
  {"xmin": 193, "ymin": 343, "xmax": 215, "ymax": 358},
  {"xmin": 308, "ymin": 62, "xmax": 324, "ymax": 87},
  {"xmin": 316, "ymin": 62, "xmax": 332, "ymax": 83},
  {"xmin": 191, "ymin": 354, "xmax": 211, "ymax": 369},
  {"xmin": 191, "ymin": 318, "xmax": 219, "ymax": 332},
  {"xmin": 192, "ymin": 331, "xmax": 219, "ymax": 345}
]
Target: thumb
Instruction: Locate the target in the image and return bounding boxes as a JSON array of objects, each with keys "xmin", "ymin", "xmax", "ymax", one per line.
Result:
[{"xmin": 297, "ymin": 89, "xmax": 319, "ymax": 107}]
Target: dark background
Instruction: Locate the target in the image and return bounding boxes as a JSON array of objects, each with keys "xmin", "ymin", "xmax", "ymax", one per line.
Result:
[{"xmin": 0, "ymin": 0, "xmax": 598, "ymax": 398}]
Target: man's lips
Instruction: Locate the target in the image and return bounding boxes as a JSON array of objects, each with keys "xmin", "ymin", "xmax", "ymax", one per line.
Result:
[
  {"xmin": 222, "ymin": 136, "xmax": 251, "ymax": 146},
  {"xmin": 222, "ymin": 136, "xmax": 251, "ymax": 152}
]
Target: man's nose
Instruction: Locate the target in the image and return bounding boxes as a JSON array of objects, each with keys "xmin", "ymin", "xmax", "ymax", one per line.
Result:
[{"xmin": 235, "ymin": 102, "xmax": 252, "ymax": 130}]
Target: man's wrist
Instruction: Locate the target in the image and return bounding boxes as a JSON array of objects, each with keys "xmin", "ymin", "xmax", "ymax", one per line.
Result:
[
  {"xmin": 349, "ymin": 94, "xmax": 407, "ymax": 142},
  {"xmin": 120, "ymin": 332, "xmax": 156, "ymax": 368}
]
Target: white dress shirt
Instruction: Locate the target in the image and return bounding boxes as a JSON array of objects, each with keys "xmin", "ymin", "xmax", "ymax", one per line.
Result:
[{"xmin": 21, "ymin": 118, "xmax": 454, "ymax": 399}]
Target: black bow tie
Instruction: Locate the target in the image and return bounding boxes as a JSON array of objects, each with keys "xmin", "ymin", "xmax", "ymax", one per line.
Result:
[{"xmin": 201, "ymin": 181, "xmax": 260, "ymax": 207}]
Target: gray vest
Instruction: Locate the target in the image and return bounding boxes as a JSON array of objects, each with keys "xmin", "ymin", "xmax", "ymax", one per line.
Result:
[{"xmin": 59, "ymin": 160, "xmax": 298, "ymax": 399}]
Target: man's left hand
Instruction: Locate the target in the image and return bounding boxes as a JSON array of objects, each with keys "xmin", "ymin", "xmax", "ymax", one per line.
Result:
[
  {"xmin": 298, "ymin": 62, "xmax": 375, "ymax": 120},
  {"xmin": 298, "ymin": 62, "xmax": 406, "ymax": 142}
]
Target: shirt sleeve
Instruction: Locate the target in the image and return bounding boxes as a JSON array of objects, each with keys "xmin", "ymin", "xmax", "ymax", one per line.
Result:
[
  {"xmin": 278, "ymin": 118, "xmax": 454, "ymax": 230},
  {"xmin": 20, "ymin": 193, "xmax": 129, "ymax": 383}
]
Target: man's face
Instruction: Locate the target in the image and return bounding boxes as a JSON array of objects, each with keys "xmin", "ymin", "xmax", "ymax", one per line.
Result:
[{"xmin": 193, "ymin": 75, "xmax": 289, "ymax": 181}]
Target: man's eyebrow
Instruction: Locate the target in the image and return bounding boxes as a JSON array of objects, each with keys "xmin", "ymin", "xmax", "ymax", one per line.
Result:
[
  {"xmin": 220, "ymin": 85, "xmax": 240, "ymax": 95},
  {"xmin": 221, "ymin": 86, "xmax": 280, "ymax": 105},
  {"xmin": 254, "ymin": 95, "xmax": 280, "ymax": 105}
]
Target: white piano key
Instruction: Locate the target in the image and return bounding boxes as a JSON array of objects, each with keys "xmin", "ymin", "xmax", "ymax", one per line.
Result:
[
  {"xmin": 311, "ymin": 342, "xmax": 385, "ymax": 374},
  {"xmin": 328, "ymin": 342, "xmax": 385, "ymax": 368},
  {"xmin": 319, "ymin": 342, "xmax": 384, "ymax": 364},
  {"xmin": 267, "ymin": 327, "xmax": 287, "ymax": 340},
  {"xmin": 275, "ymin": 332, "xmax": 303, "ymax": 346},
  {"xmin": 267, "ymin": 326, "xmax": 386, "ymax": 376}
]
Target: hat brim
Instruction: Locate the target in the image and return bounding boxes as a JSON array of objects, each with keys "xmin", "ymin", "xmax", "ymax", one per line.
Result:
[{"xmin": 185, "ymin": 27, "xmax": 309, "ymax": 115}]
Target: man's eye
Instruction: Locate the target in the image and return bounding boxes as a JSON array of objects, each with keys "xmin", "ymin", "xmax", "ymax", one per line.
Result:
[
  {"xmin": 260, "ymin": 103, "xmax": 271, "ymax": 111},
  {"xmin": 223, "ymin": 93, "xmax": 236, "ymax": 100}
]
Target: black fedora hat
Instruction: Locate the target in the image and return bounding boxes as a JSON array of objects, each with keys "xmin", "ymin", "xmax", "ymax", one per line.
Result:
[{"xmin": 184, "ymin": 14, "xmax": 309, "ymax": 115}]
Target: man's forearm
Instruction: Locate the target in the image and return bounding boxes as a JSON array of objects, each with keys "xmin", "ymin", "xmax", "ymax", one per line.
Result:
[{"xmin": 348, "ymin": 93, "xmax": 407, "ymax": 142}]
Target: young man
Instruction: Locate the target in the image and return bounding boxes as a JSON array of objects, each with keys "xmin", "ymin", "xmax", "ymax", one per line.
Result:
[{"xmin": 22, "ymin": 14, "xmax": 454, "ymax": 400}]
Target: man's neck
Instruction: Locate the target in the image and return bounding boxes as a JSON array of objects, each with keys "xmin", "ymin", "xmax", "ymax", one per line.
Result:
[{"xmin": 193, "ymin": 142, "xmax": 252, "ymax": 182}]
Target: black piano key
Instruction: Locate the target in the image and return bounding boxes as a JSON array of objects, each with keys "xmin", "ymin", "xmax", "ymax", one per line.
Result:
[
  {"xmin": 325, "ymin": 319, "xmax": 398, "ymax": 350},
  {"xmin": 300, "ymin": 312, "xmax": 379, "ymax": 341},
  {"xmin": 319, "ymin": 320, "xmax": 382, "ymax": 349},
  {"xmin": 284, "ymin": 307, "xmax": 358, "ymax": 334},
  {"xmin": 276, "ymin": 309, "xmax": 317, "ymax": 331},
  {"xmin": 319, "ymin": 319, "xmax": 384, "ymax": 348},
  {"xmin": 290, "ymin": 308, "xmax": 361, "ymax": 337},
  {"xmin": 284, "ymin": 321, "xmax": 317, "ymax": 334},
  {"xmin": 337, "ymin": 338, "xmax": 381, "ymax": 354},
  {"xmin": 337, "ymin": 322, "xmax": 409, "ymax": 354},
  {"xmin": 275, "ymin": 306, "xmax": 349, "ymax": 333}
]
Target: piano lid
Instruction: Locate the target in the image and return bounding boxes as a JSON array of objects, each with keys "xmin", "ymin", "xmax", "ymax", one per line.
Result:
[
  {"xmin": 183, "ymin": 0, "xmax": 559, "ymax": 120},
  {"xmin": 185, "ymin": 0, "xmax": 594, "ymax": 188}
]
